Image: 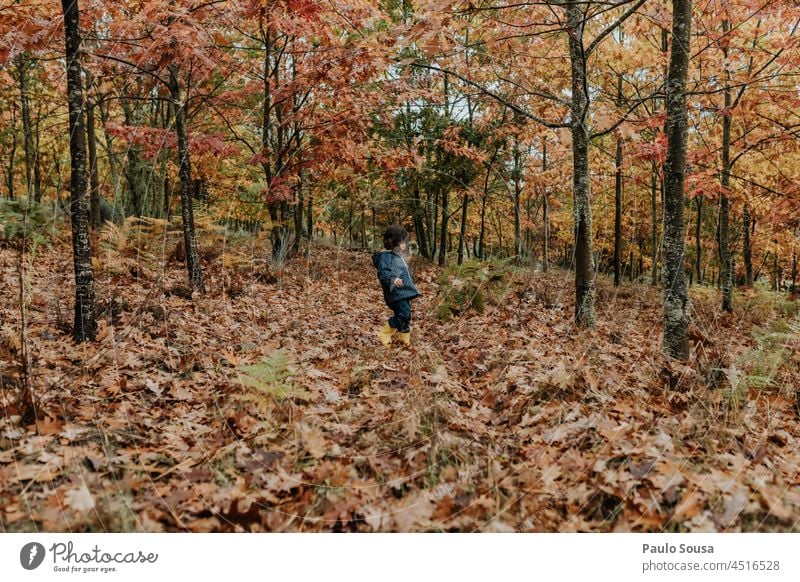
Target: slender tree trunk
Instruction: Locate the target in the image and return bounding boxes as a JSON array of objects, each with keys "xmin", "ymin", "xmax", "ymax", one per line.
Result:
[
  {"xmin": 61, "ymin": 0, "xmax": 97, "ymax": 342},
  {"xmin": 479, "ymin": 146, "xmax": 499, "ymax": 261},
  {"xmin": 18, "ymin": 54, "xmax": 37, "ymax": 201},
  {"xmin": 97, "ymin": 98, "xmax": 121, "ymax": 208},
  {"xmin": 694, "ymin": 196, "xmax": 703, "ymax": 284},
  {"xmin": 413, "ymin": 179, "xmax": 429, "ymax": 258},
  {"xmin": 791, "ymin": 248, "xmax": 797, "ymax": 294},
  {"xmin": 86, "ymin": 76, "xmax": 101, "ymax": 229},
  {"xmin": 743, "ymin": 203, "xmax": 753, "ymax": 286},
  {"xmin": 567, "ymin": 0, "xmax": 595, "ymax": 326},
  {"xmin": 33, "ymin": 106, "xmax": 42, "ymax": 202},
  {"xmin": 614, "ymin": 131, "xmax": 623, "ymax": 287},
  {"xmin": 773, "ymin": 252, "xmax": 780, "ymax": 292},
  {"xmin": 120, "ymin": 93, "xmax": 146, "ymax": 217},
  {"xmin": 650, "ymin": 160, "xmax": 659, "ymax": 286},
  {"xmin": 542, "ymin": 139, "xmax": 549, "ymax": 272},
  {"xmin": 662, "ymin": 0, "xmax": 691, "ymax": 360},
  {"xmin": 512, "ymin": 137, "xmax": 523, "ymax": 264},
  {"xmin": 438, "ymin": 189, "xmax": 448, "ymax": 266},
  {"xmin": 614, "ymin": 68, "xmax": 624, "ymax": 287},
  {"xmin": 169, "ymin": 64, "xmax": 204, "ymax": 292},
  {"xmin": 305, "ymin": 194, "xmax": 313, "ymax": 242},
  {"xmin": 6, "ymin": 103, "xmax": 17, "ymax": 199},
  {"xmin": 457, "ymin": 191, "xmax": 468, "ymax": 265},
  {"xmin": 719, "ymin": 19, "xmax": 734, "ymax": 312}
]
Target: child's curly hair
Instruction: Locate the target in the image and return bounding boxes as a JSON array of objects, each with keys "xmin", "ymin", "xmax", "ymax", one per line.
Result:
[{"xmin": 383, "ymin": 224, "xmax": 409, "ymax": 250}]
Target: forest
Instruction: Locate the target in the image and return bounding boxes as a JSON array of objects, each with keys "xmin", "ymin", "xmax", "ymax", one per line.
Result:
[{"xmin": 1, "ymin": 0, "xmax": 799, "ymax": 532}]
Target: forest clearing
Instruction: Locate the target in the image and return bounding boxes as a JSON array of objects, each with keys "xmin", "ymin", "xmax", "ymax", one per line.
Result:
[{"xmin": 1, "ymin": 0, "xmax": 800, "ymax": 536}]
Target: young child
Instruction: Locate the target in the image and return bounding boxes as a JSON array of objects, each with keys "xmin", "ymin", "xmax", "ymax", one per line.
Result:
[{"xmin": 372, "ymin": 225, "xmax": 420, "ymax": 346}]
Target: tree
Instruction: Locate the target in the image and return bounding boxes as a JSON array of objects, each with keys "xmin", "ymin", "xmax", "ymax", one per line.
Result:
[
  {"xmin": 661, "ymin": 0, "xmax": 691, "ymax": 360},
  {"xmin": 61, "ymin": 0, "xmax": 97, "ymax": 342}
]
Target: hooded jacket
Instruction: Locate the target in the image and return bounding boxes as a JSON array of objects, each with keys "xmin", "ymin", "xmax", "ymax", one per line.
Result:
[{"xmin": 372, "ymin": 250, "xmax": 421, "ymax": 305}]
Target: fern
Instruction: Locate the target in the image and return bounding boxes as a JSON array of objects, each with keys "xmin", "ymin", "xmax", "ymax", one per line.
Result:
[
  {"xmin": 236, "ymin": 349, "xmax": 311, "ymax": 403},
  {"xmin": 733, "ymin": 312, "xmax": 800, "ymax": 401},
  {"xmin": 0, "ymin": 198, "xmax": 56, "ymax": 248}
]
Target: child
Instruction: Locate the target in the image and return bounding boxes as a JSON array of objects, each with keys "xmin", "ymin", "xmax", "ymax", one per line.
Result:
[{"xmin": 372, "ymin": 225, "xmax": 421, "ymax": 346}]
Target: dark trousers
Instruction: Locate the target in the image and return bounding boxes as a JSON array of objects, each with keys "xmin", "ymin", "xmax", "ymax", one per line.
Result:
[{"xmin": 387, "ymin": 299, "xmax": 412, "ymax": 332}]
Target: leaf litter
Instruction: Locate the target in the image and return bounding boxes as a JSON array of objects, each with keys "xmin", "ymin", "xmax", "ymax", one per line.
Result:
[{"xmin": 1, "ymin": 240, "xmax": 799, "ymax": 532}]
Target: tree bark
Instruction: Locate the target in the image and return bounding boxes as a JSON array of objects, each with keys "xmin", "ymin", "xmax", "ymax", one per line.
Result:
[
  {"xmin": 694, "ymin": 196, "xmax": 703, "ymax": 284},
  {"xmin": 650, "ymin": 159, "xmax": 659, "ymax": 286},
  {"xmin": 614, "ymin": 128, "xmax": 623, "ymax": 287},
  {"xmin": 719, "ymin": 19, "xmax": 734, "ymax": 312},
  {"xmin": 169, "ymin": 64, "xmax": 204, "ymax": 292},
  {"xmin": 33, "ymin": 105, "xmax": 42, "ymax": 202},
  {"xmin": 614, "ymin": 64, "xmax": 624, "ymax": 287},
  {"xmin": 86, "ymin": 75, "xmax": 101, "ymax": 229},
  {"xmin": 512, "ymin": 137, "xmax": 523, "ymax": 264},
  {"xmin": 742, "ymin": 203, "xmax": 753, "ymax": 286},
  {"xmin": 306, "ymin": 193, "xmax": 313, "ymax": 242},
  {"xmin": 413, "ymin": 179, "xmax": 429, "ymax": 258},
  {"xmin": 5, "ymin": 103, "xmax": 16, "ymax": 199},
  {"xmin": 18, "ymin": 54, "xmax": 39, "ymax": 202},
  {"xmin": 567, "ymin": 0, "xmax": 596, "ymax": 326},
  {"xmin": 542, "ymin": 138, "xmax": 549, "ymax": 273},
  {"xmin": 457, "ymin": 191, "xmax": 468, "ymax": 265},
  {"xmin": 662, "ymin": 0, "xmax": 691, "ymax": 360},
  {"xmin": 61, "ymin": 0, "xmax": 97, "ymax": 342},
  {"xmin": 438, "ymin": 188, "xmax": 449, "ymax": 267}
]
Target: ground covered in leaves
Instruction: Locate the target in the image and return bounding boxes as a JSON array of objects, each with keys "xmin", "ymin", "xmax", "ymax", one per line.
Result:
[{"xmin": 1, "ymin": 228, "xmax": 800, "ymax": 532}]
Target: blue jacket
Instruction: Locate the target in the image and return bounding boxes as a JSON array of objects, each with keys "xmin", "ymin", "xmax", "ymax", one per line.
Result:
[{"xmin": 372, "ymin": 251, "xmax": 421, "ymax": 305}]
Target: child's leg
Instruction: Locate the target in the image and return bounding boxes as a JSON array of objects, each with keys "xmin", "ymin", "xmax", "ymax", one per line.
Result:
[{"xmin": 388, "ymin": 300, "xmax": 412, "ymax": 332}]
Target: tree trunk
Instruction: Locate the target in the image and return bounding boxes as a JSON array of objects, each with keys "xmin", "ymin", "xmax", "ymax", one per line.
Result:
[
  {"xmin": 97, "ymin": 98, "xmax": 121, "ymax": 207},
  {"xmin": 661, "ymin": 0, "xmax": 691, "ymax": 360},
  {"xmin": 6, "ymin": 103, "xmax": 17, "ymax": 199},
  {"xmin": 694, "ymin": 196, "xmax": 703, "ymax": 284},
  {"xmin": 513, "ymin": 137, "xmax": 523, "ymax": 264},
  {"xmin": 614, "ymin": 71, "xmax": 624, "ymax": 287},
  {"xmin": 412, "ymin": 179, "xmax": 429, "ymax": 258},
  {"xmin": 120, "ymin": 93, "xmax": 146, "ymax": 217},
  {"xmin": 568, "ymin": 0, "xmax": 596, "ymax": 326},
  {"xmin": 18, "ymin": 54, "xmax": 39, "ymax": 202},
  {"xmin": 86, "ymin": 77, "xmax": 101, "ymax": 229},
  {"xmin": 773, "ymin": 252, "xmax": 780, "ymax": 292},
  {"xmin": 791, "ymin": 248, "xmax": 797, "ymax": 294},
  {"xmin": 61, "ymin": 0, "xmax": 97, "ymax": 342},
  {"xmin": 650, "ymin": 160, "xmax": 659, "ymax": 286},
  {"xmin": 438, "ymin": 189, "xmax": 449, "ymax": 267},
  {"xmin": 742, "ymin": 203, "xmax": 753, "ymax": 286},
  {"xmin": 169, "ymin": 64, "xmax": 204, "ymax": 293},
  {"xmin": 33, "ymin": 105, "xmax": 42, "ymax": 202},
  {"xmin": 614, "ymin": 133, "xmax": 623, "ymax": 287},
  {"xmin": 306, "ymin": 193, "xmax": 313, "ymax": 242},
  {"xmin": 542, "ymin": 139, "xmax": 549, "ymax": 272},
  {"xmin": 719, "ymin": 19, "xmax": 734, "ymax": 312},
  {"xmin": 457, "ymin": 191, "xmax": 468, "ymax": 265}
]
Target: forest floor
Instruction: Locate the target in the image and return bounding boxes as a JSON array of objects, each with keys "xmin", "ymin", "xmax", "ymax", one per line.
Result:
[{"xmin": 1, "ymin": 227, "xmax": 800, "ymax": 532}]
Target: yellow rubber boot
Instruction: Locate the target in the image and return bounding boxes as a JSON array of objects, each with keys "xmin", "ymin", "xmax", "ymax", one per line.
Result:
[
  {"xmin": 378, "ymin": 323, "xmax": 396, "ymax": 346},
  {"xmin": 396, "ymin": 331, "xmax": 411, "ymax": 346}
]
